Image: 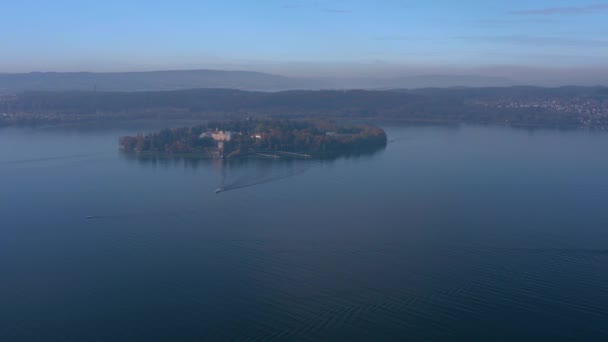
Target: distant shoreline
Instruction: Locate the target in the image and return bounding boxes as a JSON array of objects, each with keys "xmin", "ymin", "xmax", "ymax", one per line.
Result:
[{"xmin": 3, "ymin": 86, "xmax": 607, "ymax": 129}]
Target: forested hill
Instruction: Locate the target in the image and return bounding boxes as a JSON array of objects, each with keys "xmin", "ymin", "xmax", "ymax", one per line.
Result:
[
  {"xmin": 3, "ymin": 86, "xmax": 608, "ymax": 128},
  {"xmin": 8, "ymin": 88, "xmax": 428, "ymax": 114}
]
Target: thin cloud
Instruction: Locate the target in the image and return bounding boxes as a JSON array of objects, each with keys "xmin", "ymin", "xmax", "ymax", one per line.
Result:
[
  {"xmin": 511, "ymin": 3, "xmax": 608, "ymax": 15},
  {"xmin": 280, "ymin": 2, "xmax": 352, "ymax": 14},
  {"xmin": 474, "ymin": 18, "xmax": 555, "ymax": 28},
  {"xmin": 458, "ymin": 35, "xmax": 608, "ymax": 47},
  {"xmin": 321, "ymin": 8, "xmax": 352, "ymax": 14},
  {"xmin": 373, "ymin": 35, "xmax": 411, "ymax": 41}
]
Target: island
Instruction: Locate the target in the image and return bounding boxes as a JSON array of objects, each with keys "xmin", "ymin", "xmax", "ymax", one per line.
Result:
[{"xmin": 119, "ymin": 119, "xmax": 387, "ymax": 159}]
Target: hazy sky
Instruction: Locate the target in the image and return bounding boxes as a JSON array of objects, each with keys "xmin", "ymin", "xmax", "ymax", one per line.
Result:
[{"xmin": 2, "ymin": 0, "xmax": 607, "ymax": 78}]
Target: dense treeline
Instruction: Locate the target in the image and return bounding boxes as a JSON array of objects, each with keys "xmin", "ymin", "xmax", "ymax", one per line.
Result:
[
  {"xmin": 119, "ymin": 119, "xmax": 387, "ymax": 156},
  {"xmin": 3, "ymin": 86, "xmax": 608, "ymax": 128},
  {"xmin": 119, "ymin": 126, "xmax": 216, "ymax": 154}
]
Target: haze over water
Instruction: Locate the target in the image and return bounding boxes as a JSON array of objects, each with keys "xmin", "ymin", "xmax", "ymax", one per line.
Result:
[{"xmin": 1, "ymin": 123, "xmax": 608, "ymax": 340}]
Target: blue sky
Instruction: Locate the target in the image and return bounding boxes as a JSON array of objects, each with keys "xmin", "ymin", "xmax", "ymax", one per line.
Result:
[{"xmin": 2, "ymin": 0, "xmax": 607, "ymax": 78}]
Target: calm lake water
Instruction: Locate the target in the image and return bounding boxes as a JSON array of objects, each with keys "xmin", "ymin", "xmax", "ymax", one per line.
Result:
[{"xmin": 1, "ymin": 123, "xmax": 608, "ymax": 341}]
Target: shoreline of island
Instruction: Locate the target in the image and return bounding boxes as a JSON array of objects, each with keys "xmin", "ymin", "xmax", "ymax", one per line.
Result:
[{"xmin": 119, "ymin": 119, "xmax": 387, "ymax": 160}]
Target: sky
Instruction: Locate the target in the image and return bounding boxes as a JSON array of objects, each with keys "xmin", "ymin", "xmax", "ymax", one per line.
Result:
[{"xmin": 1, "ymin": 0, "xmax": 607, "ymax": 81}]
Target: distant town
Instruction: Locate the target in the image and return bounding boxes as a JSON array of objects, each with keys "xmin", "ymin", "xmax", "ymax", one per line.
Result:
[{"xmin": 472, "ymin": 96, "xmax": 608, "ymax": 128}]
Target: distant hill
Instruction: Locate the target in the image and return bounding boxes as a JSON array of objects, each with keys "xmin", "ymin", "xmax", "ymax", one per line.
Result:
[
  {"xmin": 0, "ymin": 69, "xmax": 518, "ymax": 92},
  {"xmin": 326, "ymin": 74, "xmax": 515, "ymax": 89},
  {"xmin": 377, "ymin": 74, "xmax": 515, "ymax": 88},
  {"xmin": 0, "ymin": 70, "xmax": 326, "ymax": 92}
]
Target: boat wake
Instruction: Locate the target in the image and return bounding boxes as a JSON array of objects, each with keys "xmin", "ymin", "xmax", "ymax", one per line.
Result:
[
  {"xmin": 1, "ymin": 153, "xmax": 104, "ymax": 165},
  {"xmin": 218, "ymin": 160, "xmax": 309, "ymax": 193},
  {"xmin": 84, "ymin": 209, "xmax": 198, "ymax": 221}
]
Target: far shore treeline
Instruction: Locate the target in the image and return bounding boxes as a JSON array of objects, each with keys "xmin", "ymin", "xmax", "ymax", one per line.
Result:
[
  {"xmin": 119, "ymin": 119, "xmax": 387, "ymax": 157},
  {"xmin": 3, "ymin": 87, "xmax": 608, "ymax": 129}
]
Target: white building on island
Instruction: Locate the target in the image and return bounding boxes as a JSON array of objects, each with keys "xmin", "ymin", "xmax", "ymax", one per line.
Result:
[
  {"xmin": 200, "ymin": 130, "xmax": 235, "ymax": 156},
  {"xmin": 211, "ymin": 131, "xmax": 233, "ymax": 142},
  {"xmin": 199, "ymin": 130, "xmax": 234, "ymax": 142}
]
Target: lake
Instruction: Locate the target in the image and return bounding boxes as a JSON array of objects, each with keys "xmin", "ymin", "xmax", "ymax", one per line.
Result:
[{"xmin": 1, "ymin": 123, "xmax": 608, "ymax": 341}]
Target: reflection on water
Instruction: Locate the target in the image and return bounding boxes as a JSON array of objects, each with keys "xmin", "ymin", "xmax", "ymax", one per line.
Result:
[
  {"xmin": 119, "ymin": 144, "xmax": 387, "ymax": 193},
  {"xmin": 119, "ymin": 143, "xmax": 387, "ymax": 167}
]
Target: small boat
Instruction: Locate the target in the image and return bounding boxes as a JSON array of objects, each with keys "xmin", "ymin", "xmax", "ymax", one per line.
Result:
[
  {"xmin": 86, "ymin": 216, "xmax": 96, "ymax": 220},
  {"xmin": 215, "ymin": 188, "xmax": 224, "ymax": 194}
]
